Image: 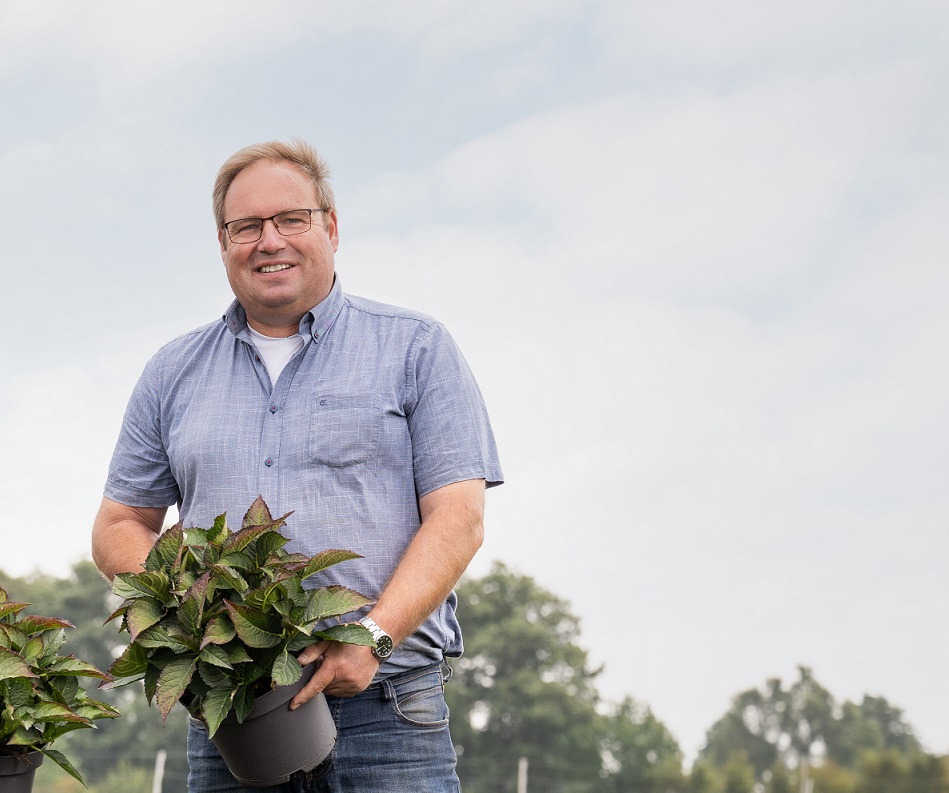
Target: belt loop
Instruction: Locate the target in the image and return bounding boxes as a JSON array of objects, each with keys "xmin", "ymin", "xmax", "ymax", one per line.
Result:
[
  {"xmin": 441, "ymin": 659, "xmax": 454, "ymax": 684},
  {"xmin": 380, "ymin": 676, "xmax": 395, "ymax": 701}
]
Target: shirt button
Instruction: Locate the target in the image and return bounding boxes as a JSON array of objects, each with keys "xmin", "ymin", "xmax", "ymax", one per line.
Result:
[
  {"xmin": 264, "ymin": 457, "xmax": 273, "ymax": 467},
  {"xmin": 255, "ymin": 355, "xmax": 261, "ymax": 363},
  {"xmin": 270, "ymin": 405, "xmax": 277, "ymax": 413}
]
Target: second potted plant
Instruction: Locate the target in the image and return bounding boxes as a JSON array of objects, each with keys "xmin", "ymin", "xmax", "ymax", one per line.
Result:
[
  {"xmin": 105, "ymin": 496, "xmax": 376, "ymax": 786},
  {"xmin": 0, "ymin": 586, "xmax": 119, "ymax": 791}
]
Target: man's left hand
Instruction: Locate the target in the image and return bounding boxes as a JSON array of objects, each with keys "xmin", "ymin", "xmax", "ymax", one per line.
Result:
[{"xmin": 290, "ymin": 641, "xmax": 380, "ymax": 708}]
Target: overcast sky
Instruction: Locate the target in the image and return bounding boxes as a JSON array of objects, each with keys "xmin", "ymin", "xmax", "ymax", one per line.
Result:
[{"xmin": 2, "ymin": 0, "xmax": 947, "ymax": 763}]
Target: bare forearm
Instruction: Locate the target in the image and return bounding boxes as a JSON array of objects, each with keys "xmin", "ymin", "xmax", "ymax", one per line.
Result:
[
  {"xmin": 91, "ymin": 498, "xmax": 166, "ymax": 581},
  {"xmin": 371, "ymin": 479, "xmax": 485, "ymax": 644}
]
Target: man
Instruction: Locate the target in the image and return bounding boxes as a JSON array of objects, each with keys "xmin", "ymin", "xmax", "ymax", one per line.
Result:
[{"xmin": 92, "ymin": 139, "xmax": 503, "ymax": 792}]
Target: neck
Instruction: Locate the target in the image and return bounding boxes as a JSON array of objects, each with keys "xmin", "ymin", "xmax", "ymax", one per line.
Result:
[{"xmin": 246, "ymin": 314, "xmax": 302, "ymax": 338}]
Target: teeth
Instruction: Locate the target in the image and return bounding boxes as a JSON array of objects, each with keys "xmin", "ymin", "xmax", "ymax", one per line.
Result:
[{"xmin": 259, "ymin": 264, "xmax": 292, "ymax": 273}]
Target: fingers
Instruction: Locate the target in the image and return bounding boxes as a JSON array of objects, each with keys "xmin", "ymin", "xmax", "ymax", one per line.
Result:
[
  {"xmin": 290, "ymin": 662, "xmax": 335, "ymax": 710},
  {"xmin": 289, "ymin": 644, "xmax": 379, "ymax": 708},
  {"xmin": 296, "ymin": 640, "xmax": 330, "ymax": 667}
]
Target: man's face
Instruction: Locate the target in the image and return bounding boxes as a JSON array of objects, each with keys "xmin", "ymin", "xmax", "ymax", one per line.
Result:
[{"xmin": 219, "ymin": 159, "xmax": 339, "ymax": 336}]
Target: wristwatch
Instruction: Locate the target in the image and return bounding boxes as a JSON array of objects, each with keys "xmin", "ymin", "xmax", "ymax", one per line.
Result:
[{"xmin": 359, "ymin": 616, "xmax": 394, "ymax": 660}]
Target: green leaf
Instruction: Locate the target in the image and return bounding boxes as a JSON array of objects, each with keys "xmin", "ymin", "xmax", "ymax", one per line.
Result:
[
  {"xmin": 178, "ymin": 597, "xmax": 202, "ymax": 638},
  {"xmin": 46, "ymin": 656, "xmax": 113, "ymax": 681},
  {"xmin": 202, "ymin": 684, "xmax": 237, "ymax": 737},
  {"xmin": 224, "ymin": 602, "xmax": 281, "ymax": 648},
  {"xmin": 232, "ymin": 686, "xmax": 255, "ymax": 724},
  {"xmin": 38, "ymin": 747, "xmax": 86, "ymax": 785},
  {"xmin": 300, "ymin": 549, "xmax": 363, "ymax": 578},
  {"xmin": 112, "ymin": 573, "xmax": 147, "ymax": 601},
  {"xmin": 255, "ymin": 530, "xmax": 291, "ymax": 562},
  {"xmin": 303, "ymin": 586, "xmax": 374, "ymax": 623},
  {"xmin": 0, "ymin": 648, "xmax": 36, "ymax": 682},
  {"xmin": 223, "ymin": 522, "xmax": 279, "ymax": 555},
  {"xmin": 126, "ymin": 597, "xmax": 164, "ymax": 641},
  {"xmin": 108, "ymin": 642, "xmax": 148, "ymax": 679},
  {"xmin": 198, "ymin": 644, "xmax": 233, "ymax": 670},
  {"xmin": 207, "ymin": 513, "xmax": 230, "ymax": 547},
  {"xmin": 314, "ymin": 622, "xmax": 376, "ymax": 647},
  {"xmin": 0, "ymin": 601, "xmax": 29, "ymax": 620},
  {"xmin": 270, "ymin": 648, "xmax": 303, "ymax": 687},
  {"xmin": 30, "ymin": 701, "xmax": 87, "ymax": 725},
  {"xmin": 155, "ymin": 656, "xmax": 198, "ymax": 721}
]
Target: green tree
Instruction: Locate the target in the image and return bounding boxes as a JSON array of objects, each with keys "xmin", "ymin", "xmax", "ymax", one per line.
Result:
[
  {"xmin": 827, "ymin": 695, "xmax": 921, "ymax": 768},
  {"xmin": 700, "ymin": 666, "xmax": 837, "ymax": 778},
  {"xmin": 447, "ymin": 562, "xmax": 686, "ymax": 793},
  {"xmin": 598, "ymin": 696, "xmax": 684, "ymax": 792},
  {"xmin": 447, "ymin": 563, "xmax": 605, "ymax": 792}
]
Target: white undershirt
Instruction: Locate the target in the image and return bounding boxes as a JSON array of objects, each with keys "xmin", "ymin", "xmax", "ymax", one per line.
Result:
[{"xmin": 248, "ymin": 326, "xmax": 305, "ymax": 384}]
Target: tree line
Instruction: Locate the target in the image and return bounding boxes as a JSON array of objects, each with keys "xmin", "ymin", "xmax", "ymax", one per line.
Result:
[{"xmin": 1, "ymin": 561, "xmax": 946, "ymax": 793}]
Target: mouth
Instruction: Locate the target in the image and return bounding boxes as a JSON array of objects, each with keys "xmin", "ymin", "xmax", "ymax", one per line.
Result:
[{"xmin": 257, "ymin": 263, "xmax": 294, "ymax": 274}]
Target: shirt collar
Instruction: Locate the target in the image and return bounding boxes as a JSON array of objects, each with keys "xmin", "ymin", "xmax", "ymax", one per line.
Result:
[{"xmin": 223, "ymin": 277, "xmax": 345, "ymax": 342}]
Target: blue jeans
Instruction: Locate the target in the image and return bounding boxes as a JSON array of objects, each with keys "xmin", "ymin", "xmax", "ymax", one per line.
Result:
[{"xmin": 187, "ymin": 663, "xmax": 461, "ymax": 792}]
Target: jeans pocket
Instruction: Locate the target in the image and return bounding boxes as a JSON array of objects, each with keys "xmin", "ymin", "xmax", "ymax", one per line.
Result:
[{"xmin": 387, "ymin": 668, "xmax": 450, "ymax": 729}]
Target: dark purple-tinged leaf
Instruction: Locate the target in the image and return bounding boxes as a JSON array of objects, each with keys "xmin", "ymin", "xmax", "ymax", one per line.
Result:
[
  {"xmin": 155, "ymin": 656, "xmax": 198, "ymax": 720},
  {"xmin": 199, "ymin": 615, "xmax": 236, "ymax": 649},
  {"xmin": 144, "ymin": 523, "xmax": 184, "ymax": 572},
  {"xmin": 224, "ymin": 601, "xmax": 281, "ymax": 648},
  {"xmin": 17, "ymin": 615, "xmax": 73, "ymax": 633},
  {"xmin": 241, "ymin": 496, "xmax": 273, "ymax": 530}
]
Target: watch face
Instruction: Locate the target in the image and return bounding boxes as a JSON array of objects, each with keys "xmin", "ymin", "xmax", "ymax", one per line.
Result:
[{"xmin": 374, "ymin": 635, "xmax": 394, "ymax": 659}]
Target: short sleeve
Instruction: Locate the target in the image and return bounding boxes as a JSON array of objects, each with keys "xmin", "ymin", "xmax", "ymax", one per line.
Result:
[
  {"xmin": 104, "ymin": 352, "xmax": 181, "ymax": 508},
  {"xmin": 406, "ymin": 322, "xmax": 503, "ymax": 498}
]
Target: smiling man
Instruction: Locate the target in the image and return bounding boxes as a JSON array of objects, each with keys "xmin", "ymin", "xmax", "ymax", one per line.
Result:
[{"xmin": 91, "ymin": 139, "xmax": 503, "ymax": 792}]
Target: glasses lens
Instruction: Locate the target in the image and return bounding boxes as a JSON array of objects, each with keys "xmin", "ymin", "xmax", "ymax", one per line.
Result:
[
  {"xmin": 226, "ymin": 218, "xmax": 264, "ymax": 243},
  {"xmin": 273, "ymin": 210, "xmax": 313, "ymax": 236}
]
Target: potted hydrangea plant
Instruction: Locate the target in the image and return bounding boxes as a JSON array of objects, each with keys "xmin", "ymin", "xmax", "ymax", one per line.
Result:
[
  {"xmin": 104, "ymin": 496, "xmax": 375, "ymax": 786},
  {"xmin": 0, "ymin": 586, "xmax": 119, "ymax": 791}
]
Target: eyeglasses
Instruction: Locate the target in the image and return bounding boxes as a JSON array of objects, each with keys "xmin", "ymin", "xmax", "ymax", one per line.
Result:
[{"xmin": 222, "ymin": 208, "xmax": 327, "ymax": 244}]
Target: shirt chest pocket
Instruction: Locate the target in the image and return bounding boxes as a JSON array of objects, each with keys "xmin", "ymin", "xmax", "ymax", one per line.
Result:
[{"xmin": 308, "ymin": 394, "xmax": 384, "ymax": 468}]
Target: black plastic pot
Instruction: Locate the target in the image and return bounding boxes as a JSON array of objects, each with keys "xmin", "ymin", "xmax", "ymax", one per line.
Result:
[
  {"xmin": 0, "ymin": 751, "xmax": 43, "ymax": 793},
  {"xmin": 210, "ymin": 664, "xmax": 337, "ymax": 787}
]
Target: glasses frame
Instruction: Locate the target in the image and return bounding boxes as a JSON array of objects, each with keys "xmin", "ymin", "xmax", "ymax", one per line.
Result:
[{"xmin": 222, "ymin": 208, "xmax": 327, "ymax": 244}]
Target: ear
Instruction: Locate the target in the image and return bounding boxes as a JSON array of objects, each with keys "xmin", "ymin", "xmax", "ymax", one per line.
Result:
[
  {"xmin": 218, "ymin": 228, "xmax": 227, "ymax": 261},
  {"xmin": 324, "ymin": 210, "xmax": 340, "ymax": 253}
]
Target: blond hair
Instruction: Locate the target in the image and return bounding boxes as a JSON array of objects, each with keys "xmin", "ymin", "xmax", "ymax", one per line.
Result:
[{"xmin": 212, "ymin": 138, "xmax": 336, "ymax": 229}]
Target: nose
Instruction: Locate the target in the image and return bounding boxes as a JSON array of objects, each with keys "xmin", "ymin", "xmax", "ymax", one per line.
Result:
[{"xmin": 256, "ymin": 218, "xmax": 287, "ymax": 252}]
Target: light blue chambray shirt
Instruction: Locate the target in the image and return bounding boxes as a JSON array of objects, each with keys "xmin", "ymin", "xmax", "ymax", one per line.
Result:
[{"xmin": 105, "ymin": 278, "xmax": 503, "ymax": 676}]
